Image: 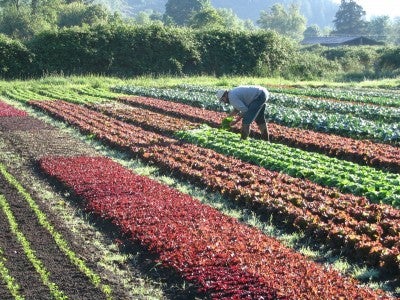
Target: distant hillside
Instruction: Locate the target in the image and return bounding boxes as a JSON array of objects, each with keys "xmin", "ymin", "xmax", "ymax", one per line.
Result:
[{"xmin": 123, "ymin": 0, "xmax": 338, "ymax": 28}]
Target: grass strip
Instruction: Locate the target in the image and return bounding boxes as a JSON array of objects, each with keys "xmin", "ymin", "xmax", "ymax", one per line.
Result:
[
  {"xmin": 0, "ymin": 163, "xmax": 113, "ymax": 299},
  {"xmin": 0, "ymin": 245, "xmax": 24, "ymax": 300},
  {"xmin": 0, "ymin": 194, "xmax": 67, "ymax": 299}
]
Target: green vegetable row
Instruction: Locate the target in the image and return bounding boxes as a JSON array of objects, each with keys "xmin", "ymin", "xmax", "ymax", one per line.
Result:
[
  {"xmin": 268, "ymin": 86, "xmax": 400, "ymax": 107},
  {"xmin": 176, "ymin": 125, "xmax": 400, "ymax": 207}
]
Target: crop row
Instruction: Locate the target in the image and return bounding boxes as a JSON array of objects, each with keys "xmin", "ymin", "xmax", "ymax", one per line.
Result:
[
  {"xmin": 0, "ymin": 193, "xmax": 68, "ymax": 299},
  {"xmin": 0, "ymin": 245, "xmax": 23, "ymax": 299},
  {"xmin": 28, "ymin": 99, "xmax": 400, "ymax": 273},
  {"xmin": 177, "ymin": 125, "xmax": 400, "ymax": 206},
  {"xmin": 113, "ymin": 86, "xmax": 400, "ymax": 145},
  {"xmin": 177, "ymin": 84, "xmax": 400, "ymax": 123},
  {"xmin": 0, "ymin": 101, "xmax": 28, "ymax": 117},
  {"xmin": 116, "ymin": 95, "xmax": 400, "ymax": 173},
  {"xmin": 267, "ymin": 86, "xmax": 400, "ymax": 107},
  {"xmin": 39, "ymin": 155, "xmax": 392, "ymax": 299},
  {"xmin": 87, "ymin": 100, "xmax": 400, "ymax": 206}
]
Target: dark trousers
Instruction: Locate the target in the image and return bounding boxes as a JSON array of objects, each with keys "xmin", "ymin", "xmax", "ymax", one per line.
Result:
[{"xmin": 242, "ymin": 91, "xmax": 267, "ymax": 125}]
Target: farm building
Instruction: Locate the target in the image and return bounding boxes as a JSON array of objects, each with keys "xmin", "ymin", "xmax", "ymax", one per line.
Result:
[{"xmin": 301, "ymin": 36, "xmax": 384, "ymax": 46}]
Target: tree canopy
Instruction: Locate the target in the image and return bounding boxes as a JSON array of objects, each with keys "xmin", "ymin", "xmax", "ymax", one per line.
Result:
[
  {"xmin": 332, "ymin": 0, "xmax": 366, "ymax": 35},
  {"xmin": 164, "ymin": 0, "xmax": 209, "ymax": 26},
  {"xmin": 257, "ymin": 3, "xmax": 306, "ymax": 41}
]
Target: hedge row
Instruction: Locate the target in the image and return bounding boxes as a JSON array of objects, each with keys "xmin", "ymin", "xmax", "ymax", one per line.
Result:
[{"xmin": 0, "ymin": 24, "xmax": 294, "ymax": 78}]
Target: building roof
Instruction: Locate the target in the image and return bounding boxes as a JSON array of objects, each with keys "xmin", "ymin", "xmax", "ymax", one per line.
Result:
[{"xmin": 301, "ymin": 36, "xmax": 384, "ymax": 46}]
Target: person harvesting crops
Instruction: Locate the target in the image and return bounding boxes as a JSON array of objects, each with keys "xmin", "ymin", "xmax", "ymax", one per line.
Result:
[{"xmin": 216, "ymin": 85, "xmax": 270, "ymax": 141}]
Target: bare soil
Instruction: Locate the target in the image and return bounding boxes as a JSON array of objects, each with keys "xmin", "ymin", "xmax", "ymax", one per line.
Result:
[{"xmin": 0, "ymin": 114, "xmax": 202, "ymax": 299}]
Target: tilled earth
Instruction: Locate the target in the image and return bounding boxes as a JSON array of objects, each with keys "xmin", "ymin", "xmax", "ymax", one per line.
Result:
[{"xmin": 0, "ymin": 114, "xmax": 198, "ymax": 299}]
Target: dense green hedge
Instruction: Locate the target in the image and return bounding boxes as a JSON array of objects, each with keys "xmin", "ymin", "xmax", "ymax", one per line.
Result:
[
  {"xmin": 0, "ymin": 34, "xmax": 33, "ymax": 79},
  {"xmin": 0, "ymin": 24, "xmax": 293, "ymax": 78},
  {"xmin": 2, "ymin": 24, "xmax": 399, "ymax": 79},
  {"xmin": 194, "ymin": 29, "xmax": 294, "ymax": 76}
]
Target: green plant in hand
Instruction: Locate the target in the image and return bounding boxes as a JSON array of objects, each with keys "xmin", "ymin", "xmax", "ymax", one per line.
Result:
[{"xmin": 221, "ymin": 117, "xmax": 234, "ymax": 129}]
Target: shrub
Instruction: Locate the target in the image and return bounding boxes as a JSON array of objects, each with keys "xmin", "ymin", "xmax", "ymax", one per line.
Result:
[
  {"xmin": 194, "ymin": 29, "xmax": 294, "ymax": 76},
  {"xmin": 375, "ymin": 47, "xmax": 400, "ymax": 76},
  {"xmin": 281, "ymin": 49, "xmax": 341, "ymax": 80},
  {"xmin": 0, "ymin": 34, "xmax": 33, "ymax": 79},
  {"xmin": 28, "ymin": 25, "xmax": 114, "ymax": 75}
]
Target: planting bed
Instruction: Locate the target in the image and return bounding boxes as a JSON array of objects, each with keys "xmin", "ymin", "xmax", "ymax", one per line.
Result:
[
  {"xmin": 28, "ymin": 99, "xmax": 400, "ymax": 275},
  {"xmin": 117, "ymin": 95, "xmax": 400, "ymax": 173},
  {"xmin": 0, "ymin": 101, "xmax": 170, "ymax": 299},
  {"xmin": 38, "ymin": 155, "xmax": 391, "ymax": 299},
  {"xmin": 1, "ymin": 81, "xmax": 400, "ymax": 299}
]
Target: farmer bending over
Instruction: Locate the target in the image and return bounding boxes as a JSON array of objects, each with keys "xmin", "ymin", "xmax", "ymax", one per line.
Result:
[{"xmin": 216, "ymin": 85, "xmax": 270, "ymax": 141}]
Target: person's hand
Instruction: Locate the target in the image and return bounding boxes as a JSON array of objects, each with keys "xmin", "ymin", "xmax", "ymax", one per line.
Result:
[{"xmin": 230, "ymin": 114, "xmax": 242, "ymax": 126}]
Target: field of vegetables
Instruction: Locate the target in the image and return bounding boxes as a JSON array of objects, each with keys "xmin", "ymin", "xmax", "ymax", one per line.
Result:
[{"xmin": 0, "ymin": 78, "xmax": 399, "ymax": 299}]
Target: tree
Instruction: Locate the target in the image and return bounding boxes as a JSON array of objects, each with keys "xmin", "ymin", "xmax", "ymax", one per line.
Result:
[
  {"xmin": 188, "ymin": 4, "xmax": 223, "ymax": 29},
  {"xmin": 57, "ymin": 2, "xmax": 110, "ymax": 28},
  {"xmin": 332, "ymin": 0, "xmax": 366, "ymax": 36},
  {"xmin": 164, "ymin": 0, "xmax": 208, "ymax": 26},
  {"xmin": 217, "ymin": 8, "xmax": 255, "ymax": 31},
  {"xmin": 389, "ymin": 17, "xmax": 400, "ymax": 45},
  {"xmin": 188, "ymin": 5, "xmax": 251, "ymax": 30},
  {"xmin": 366, "ymin": 16, "xmax": 391, "ymax": 43},
  {"xmin": 257, "ymin": 3, "xmax": 306, "ymax": 41},
  {"xmin": 133, "ymin": 10, "xmax": 163, "ymax": 26},
  {"xmin": 0, "ymin": 0, "xmax": 26, "ymax": 11},
  {"xmin": 304, "ymin": 24, "xmax": 321, "ymax": 38}
]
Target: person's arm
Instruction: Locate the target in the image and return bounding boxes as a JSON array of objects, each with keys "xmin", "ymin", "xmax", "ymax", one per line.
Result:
[{"xmin": 227, "ymin": 108, "xmax": 240, "ymax": 117}]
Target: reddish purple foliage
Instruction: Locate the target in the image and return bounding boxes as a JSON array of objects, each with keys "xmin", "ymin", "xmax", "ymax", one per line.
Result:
[
  {"xmin": 0, "ymin": 101, "xmax": 28, "ymax": 117},
  {"xmin": 39, "ymin": 155, "xmax": 391, "ymax": 299},
  {"xmin": 28, "ymin": 100, "xmax": 400, "ymax": 273}
]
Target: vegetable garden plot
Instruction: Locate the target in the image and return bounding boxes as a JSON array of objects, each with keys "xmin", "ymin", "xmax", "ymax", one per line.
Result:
[
  {"xmin": 117, "ymin": 96, "xmax": 400, "ymax": 173},
  {"xmin": 86, "ymin": 101, "xmax": 400, "ymax": 207},
  {"xmin": 178, "ymin": 84, "xmax": 400, "ymax": 123},
  {"xmin": 0, "ymin": 103, "xmax": 115, "ymax": 299},
  {"xmin": 28, "ymin": 99, "xmax": 400, "ymax": 275},
  {"xmin": 266, "ymin": 86, "xmax": 400, "ymax": 108},
  {"xmin": 113, "ymin": 86, "xmax": 400, "ymax": 145},
  {"xmin": 177, "ymin": 125, "xmax": 400, "ymax": 207},
  {"xmin": 39, "ymin": 155, "xmax": 393, "ymax": 300}
]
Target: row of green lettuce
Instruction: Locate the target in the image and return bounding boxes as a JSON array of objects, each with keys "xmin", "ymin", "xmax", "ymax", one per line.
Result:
[
  {"xmin": 176, "ymin": 125, "xmax": 400, "ymax": 207},
  {"xmin": 112, "ymin": 85, "xmax": 400, "ymax": 145}
]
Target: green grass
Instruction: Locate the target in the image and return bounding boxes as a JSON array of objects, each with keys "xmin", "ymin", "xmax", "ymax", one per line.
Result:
[{"xmin": 1, "ymin": 74, "xmax": 400, "ymax": 98}]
